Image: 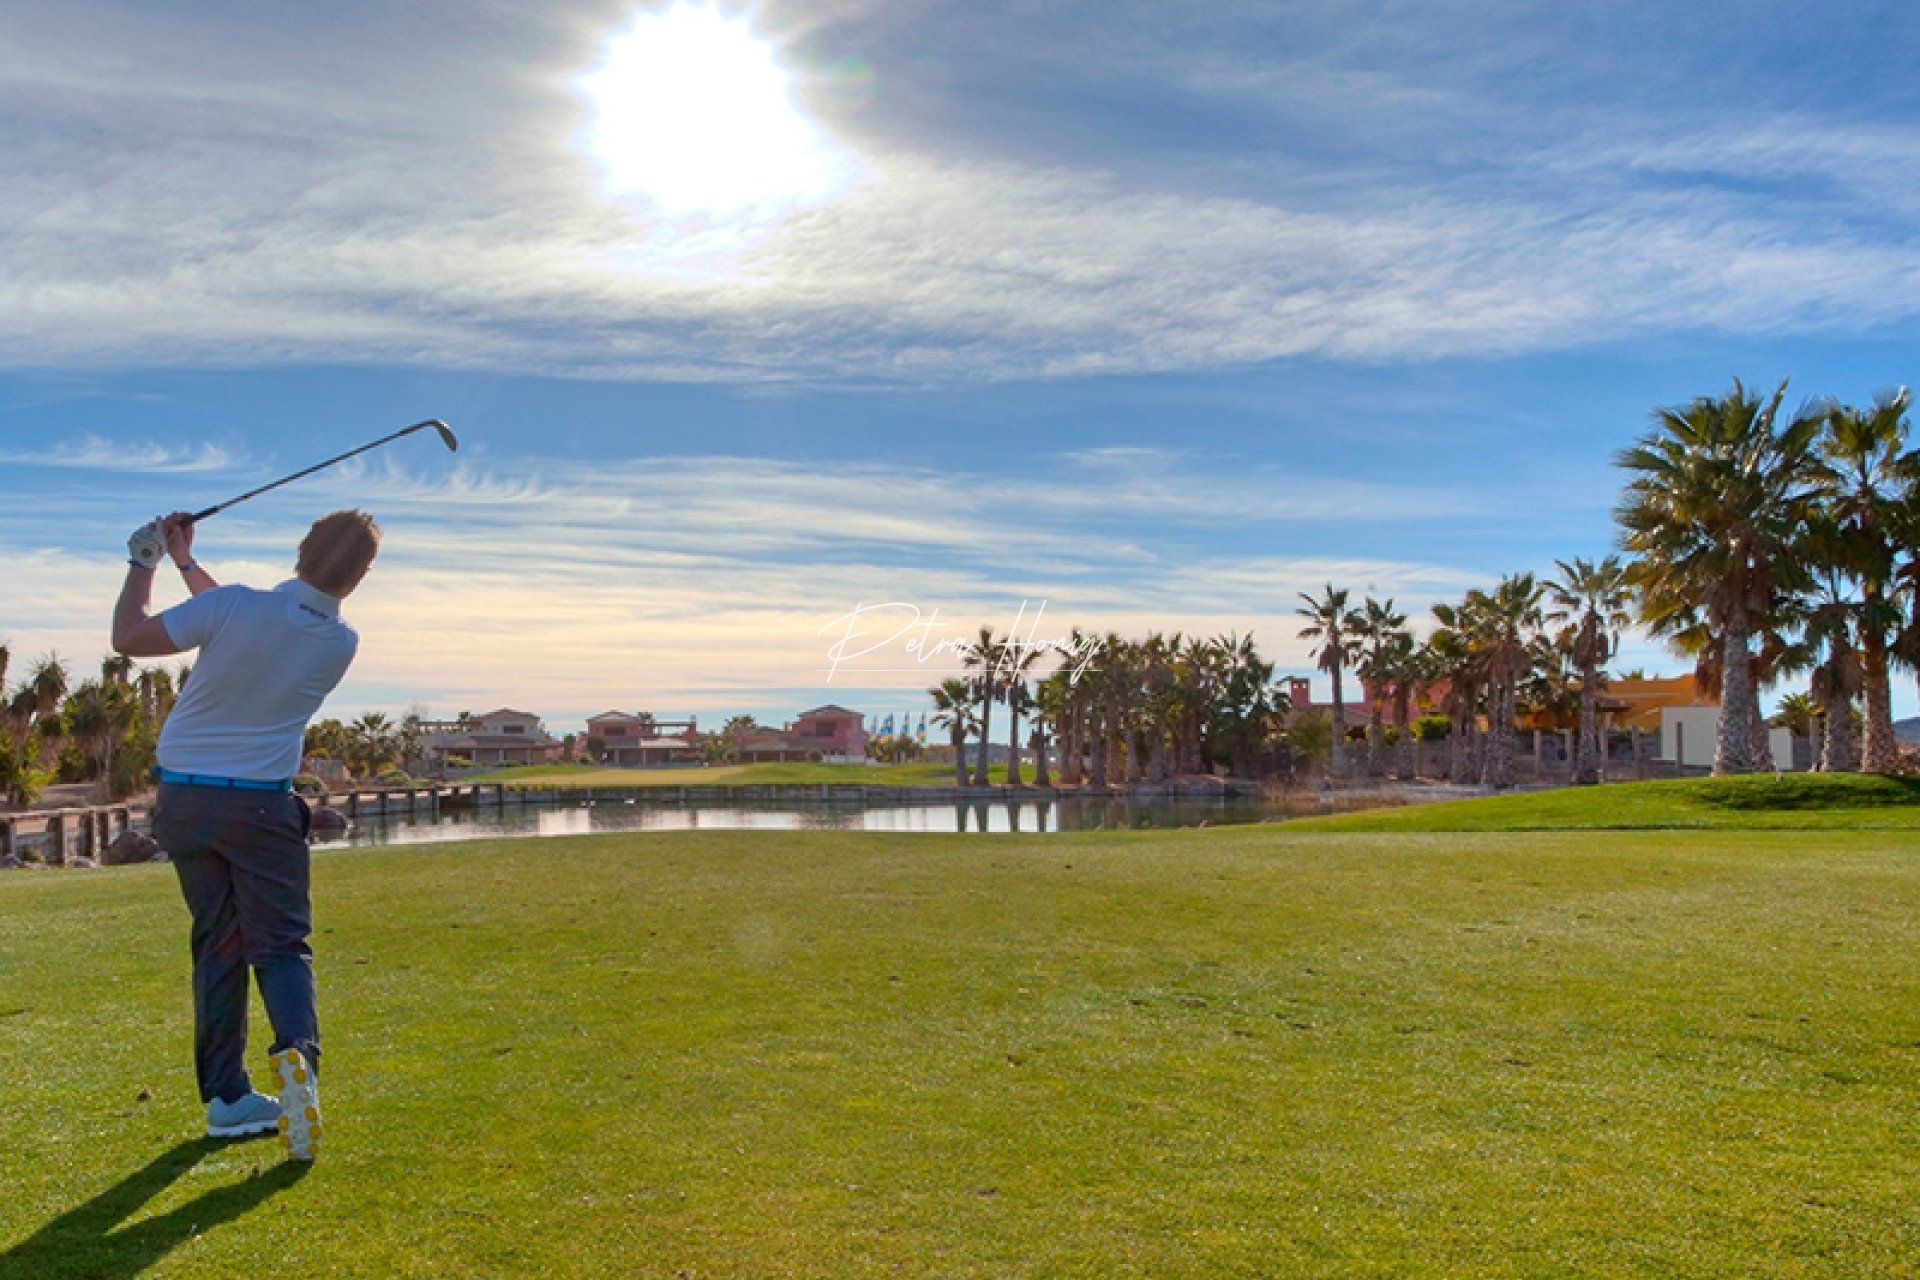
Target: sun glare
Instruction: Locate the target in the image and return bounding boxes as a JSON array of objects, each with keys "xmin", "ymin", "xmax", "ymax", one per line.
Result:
[{"xmin": 575, "ymin": 3, "xmax": 857, "ymax": 217}]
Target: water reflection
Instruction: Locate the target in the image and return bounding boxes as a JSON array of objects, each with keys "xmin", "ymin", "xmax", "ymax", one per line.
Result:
[{"xmin": 321, "ymin": 795, "xmax": 1273, "ymax": 850}]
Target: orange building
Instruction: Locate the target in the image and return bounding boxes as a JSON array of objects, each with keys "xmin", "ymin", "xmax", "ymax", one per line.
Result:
[{"xmin": 1605, "ymin": 675, "xmax": 1715, "ymax": 732}]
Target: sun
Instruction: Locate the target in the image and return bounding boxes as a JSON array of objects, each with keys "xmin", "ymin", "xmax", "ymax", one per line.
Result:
[{"xmin": 574, "ymin": 2, "xmax": 857, "ymax": 217}]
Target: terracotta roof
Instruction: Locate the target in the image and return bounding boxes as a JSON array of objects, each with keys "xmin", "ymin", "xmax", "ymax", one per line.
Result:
[
  {"xmin": 444, "ymin": 733, "xmax": 557, "ymax": 748},
  {"xmin": 797, "ymin": 705, "xmax": 864, "ymax": 720}
]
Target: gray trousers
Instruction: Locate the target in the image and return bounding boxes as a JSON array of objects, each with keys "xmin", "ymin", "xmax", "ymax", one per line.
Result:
[{"xmin": 154, "ymin": 782, "xmax": 319, "ymax": 1105}]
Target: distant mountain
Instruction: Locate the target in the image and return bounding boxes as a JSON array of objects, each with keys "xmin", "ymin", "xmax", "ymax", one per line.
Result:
[{"xmin": 1896, "ymin": 717, "xmax": 1920, "ymax": 744}]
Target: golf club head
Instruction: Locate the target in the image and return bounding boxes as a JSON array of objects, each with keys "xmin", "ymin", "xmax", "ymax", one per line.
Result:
[{"xmin": 416, "ymin": 419, "xmax": 459, "ymax": 452}]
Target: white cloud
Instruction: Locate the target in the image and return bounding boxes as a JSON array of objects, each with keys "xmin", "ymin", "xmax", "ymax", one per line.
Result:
[
  {"xmin": 0, "ymin": 434, "xmax": 239, "ymax": 473},
  {"xmin": 4, "ymin": 8, "xmax": 1920, "ymax": 382},
  {"xmin": 0, "ymin": 448, "xmax": 1529, "ymax": 723}
]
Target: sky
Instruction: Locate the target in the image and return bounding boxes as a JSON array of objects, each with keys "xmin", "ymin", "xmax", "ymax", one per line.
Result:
[{"xmin": 6, "ymin": 0, "xmax": 1920, "ymax": 733}]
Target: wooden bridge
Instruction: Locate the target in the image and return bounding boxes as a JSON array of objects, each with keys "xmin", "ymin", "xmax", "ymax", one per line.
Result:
[{"xmin": 0, "ymin": 783, "xmax": 530, "ymax": 864}]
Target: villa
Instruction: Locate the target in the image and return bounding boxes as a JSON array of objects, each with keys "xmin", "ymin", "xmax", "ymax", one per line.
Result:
[
  {"xmin": 418, "ymin": 708, "xmax": 564, "ymax": 768},
  {"xmin": 585, "ymin": 711, "xmax": 703, "ymax": 767},
  {"xmin": 732, "ymin": 705, "xmax": 868, "ymax": 764}
]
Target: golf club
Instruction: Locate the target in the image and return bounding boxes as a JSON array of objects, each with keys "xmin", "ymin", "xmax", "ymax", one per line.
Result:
[{"xmin": 185, "ymin": 419, "xmax": 458, "ymax": 524}]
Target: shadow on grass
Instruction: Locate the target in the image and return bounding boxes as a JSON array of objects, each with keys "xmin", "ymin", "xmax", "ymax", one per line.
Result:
[{"xmin": 0, "ymin": 1138, "xmax": 308, "ymax": 1280}]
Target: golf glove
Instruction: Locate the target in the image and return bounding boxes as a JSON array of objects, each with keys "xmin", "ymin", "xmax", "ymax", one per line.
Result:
[{"xmin": 127, "ymin": 519, "xmax": 166, "ymax": 569}]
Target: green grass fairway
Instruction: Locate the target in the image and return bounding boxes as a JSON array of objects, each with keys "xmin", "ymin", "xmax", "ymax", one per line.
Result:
[
  {"xmin": 467, "ymin": 761, "xmax": 1009, "ymax": 788},
  {"xmin": 6, "ymin": 826, "xmax": 1920, "ymax": 1277},
  {"xmin": 1300, "ymin": 773, "xmax": 1920, "ymax": 832}
]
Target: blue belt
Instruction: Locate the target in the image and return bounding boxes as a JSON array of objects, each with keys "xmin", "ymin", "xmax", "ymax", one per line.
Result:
[{"xmin": 154, "ymin": 767, "xmax": 293, "ymax": 793}]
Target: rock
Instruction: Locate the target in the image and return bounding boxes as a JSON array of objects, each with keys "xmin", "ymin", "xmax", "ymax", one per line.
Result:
[
  {"xmin": 104, "ymin": 830, "xmax": 163, "ymax": 866},
  {"xmin": 0, "ymin": 854, "xmax": 22, "ymax": 870},
  {"xmin": 69, "ymin": 856, "xmax": 98, "ymax": 869},
  {"xmin": 309, "ymin": 807, "xmax": 349, "ymax": 841}
]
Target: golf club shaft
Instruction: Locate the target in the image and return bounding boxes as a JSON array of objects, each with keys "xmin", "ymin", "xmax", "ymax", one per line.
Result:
[{"xmin": 186, "ymin": 421, "xmax": 450, "ymax": 524}]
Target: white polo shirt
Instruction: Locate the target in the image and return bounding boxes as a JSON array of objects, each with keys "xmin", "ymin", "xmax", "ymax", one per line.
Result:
[{"xmin": 156, "ymin": 579, "xmax": 360, "ymax": 782}]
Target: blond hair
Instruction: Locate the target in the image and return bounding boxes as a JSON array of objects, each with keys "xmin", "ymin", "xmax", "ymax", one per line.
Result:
[{"xmin": 296, "ymin": 509, "xmax": 381, "ymax": 596}]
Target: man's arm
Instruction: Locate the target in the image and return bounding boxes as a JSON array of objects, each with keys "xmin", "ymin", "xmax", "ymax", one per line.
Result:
[
  {"xmin": 164, "ymin": 511, "xmax": 217, "ymax": 596},
  {"xmin": 113, "ymin": 515, "xmax": 205, "ymax": 658},
  {"xmin": 113, "ymin": 563, "xmax": 183, "ymax": 657}
]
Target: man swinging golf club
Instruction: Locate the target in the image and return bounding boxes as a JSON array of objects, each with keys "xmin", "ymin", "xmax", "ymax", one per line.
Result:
[{"xmin": 113, "ymin": 508, "xmax": 382, "ymax": 1161}]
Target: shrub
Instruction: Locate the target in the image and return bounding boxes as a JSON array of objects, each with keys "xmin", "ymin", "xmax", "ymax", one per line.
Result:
[
  {"xmin": 55, "ymin": 742, "xmax": 90, "ymax": 784},
  {"xmin": 807, "ymin": 749, "xmax": 824, "ymax": 764},
  {"xmin": 294, "ymin": 775, "xmax": 328, "ymax": 797},
  {"xmin": 1415, "ymin": 715, "xmax": 1452, "ymax": 742},
  {"xmin": 1, "ymin": 732, "xmax": 53, "ymax": 807},
  {"xmin": 377, "ymin": 767, "xmax": 414, "ymax": 787}
]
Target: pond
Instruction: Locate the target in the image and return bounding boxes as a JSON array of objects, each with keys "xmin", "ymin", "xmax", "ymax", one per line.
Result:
[{"xmin": 319, "ymin": 794, "xmax": 1283, "ymax": 848}]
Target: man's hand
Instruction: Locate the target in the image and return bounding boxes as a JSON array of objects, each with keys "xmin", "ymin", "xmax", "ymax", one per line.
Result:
[
  {"xmin": 127, "ymin": 518, "xmax": 166, "ymax": 569},
  {"xmin": 163, "ymin": 512, "xmax": 196, "ymax": 567}
]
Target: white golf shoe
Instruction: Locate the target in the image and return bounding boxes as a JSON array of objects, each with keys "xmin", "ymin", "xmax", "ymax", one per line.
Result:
[
  {"xmin": 206, "ymin": 1091, "xmax": 282, "ymax": 1138},
  {"xmin": 272, "ymin": 1047, "xmax": 322, "ymax": 1161}
]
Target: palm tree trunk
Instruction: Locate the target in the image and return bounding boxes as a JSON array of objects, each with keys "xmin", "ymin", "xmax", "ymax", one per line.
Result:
[
  {"xmin": 1394, "ymin": 689, "xmax": 1415, "ymax": 780},
  {"xmin": 1860, "ymin": 631, "xmax": 1897, "ymax": 773},
  {"xmin": 1573, "ymin": 661, "xmax": 1599, "ymax": 785},
  {"xmin": 1089, "ymin": 710, "xmax": 1107, "ymax": 789},
  {"xmin": 1006, "ymin": 698, "xmax": 1023, "ymax": 787},
  {"xmin": 1714, "ymin": 618, "xmax": 1759, "ymax": 775},
  {"xmin": 1071, "ymin": 706, "xmax": 1088, "ymax": 784},
  {"xmin": 1482, "ymin": 679, "xmax": 1516, "ymax": 789},
  {"xmin": 1750, "ymin": 689, "xmax": 1771, "ymax": 770},
  {"xmin": 974, "ymin": 684, "xmax": 993, "ymax": 786},
  {"xmin": 1032, "ymin": 728, "xmax": 1051, "ymax": 788},
  {"xmin": 1058, "ymin": 709, "xmax": 1077, "ymax": 786},
  {"xmin": 1366, "ymin": 704, "xmax": 1383, "ymax": 778},
  {"xmin": 1823, "ymin": 697, "xmax": 1856, "ymax": 773},
  {"xmin": 1329, "ymin": 668, "xmax": 1346, "ymax": 776},
  {"xmin": 951, "ymin": 730, "xmax": 968, "ymax": 787}
]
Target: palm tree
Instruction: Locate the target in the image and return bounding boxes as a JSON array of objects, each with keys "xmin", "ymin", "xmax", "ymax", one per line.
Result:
[
  {"xmin": 26, "ymin": 653, "xmax": 68, "ymax": 727},
  {"xmin": 1046, "ymin": 628, "xmax": 1094, "ymax": 786},
  {"xmin": 1297, "ymin": 586, "xmax": 1358, "ymax": 775},
  {"xmin": 1029, "ymin": 675, "xmax": 1061, "ymax": 789},
  {"xmin": 928, "ymin": 678, "xmax": 976, "ymax": 787},
  {"xmin": 1210, "ymin": 632, "xmax": 1284, "ymax": 777},
  {"xmin": 1820, "ymin": 387, "xmax": 1912, "ymax": 772},
  {"xmin": 1426, "ymin": 606, "xmax": 1481, "ymax": 783},
  {"xmin": 1797, "ymin": 566, "xmax": 1863, "ymax": 771},
  {"xmin": 349, "ymin": 712, "xmax": 396, "ymax": 778},
  {"xmin": 65, "ymin": 679, "xmax": 136, "ymax": 801},
  {"xmin": 1352, "ymin": 597, "xmax": 1408, "ymax": 777},
  {"xmin": 133, "ymin": 665, "xmax": 177, "ymax": 722},
  {"xmin": 1138, "ymin": 632, "xmax": 1179, "ymax": 783},
  {"xmin": 1545, "ymin": 556, "xmax": 1632, "ymax": 784},
  {"xmin": 961, "ymin": 626, "xmax": 1001, "ymax": 786},
  {"xmin": 1093, "ymin": 632, "xmax": 1141, "ymax": 786},
  {"xmin": 1472, "ymin": 574, "xmax": 1543, "ymax": 789},
  {"xmin": 1618, "ymin": 378, "xmax": 1827, "ymax": 774},
  {"xmin": 1173, "ymin": 634, "xmax": 1220, "ymax": 776},
  {"xmin": 1000, "ymin": 639, "xmax": 1041, "ymax": 787},
  {"xmin": 1771, "ymin": 692, "xmax": 1818, "ymax": 738},
  {"xmin": 1390, "ymin": 635, "xmax": 1427, "ymax": 780}
]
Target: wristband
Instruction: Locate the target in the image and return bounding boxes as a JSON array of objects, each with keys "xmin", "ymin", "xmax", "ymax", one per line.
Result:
[
  {"xmin": 128, "ymin": 559, "xmax": 155, "ymax": 570},
  {"xmin": 177, "ymin": 559, "xmax": 199, "ymax": 573}
]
